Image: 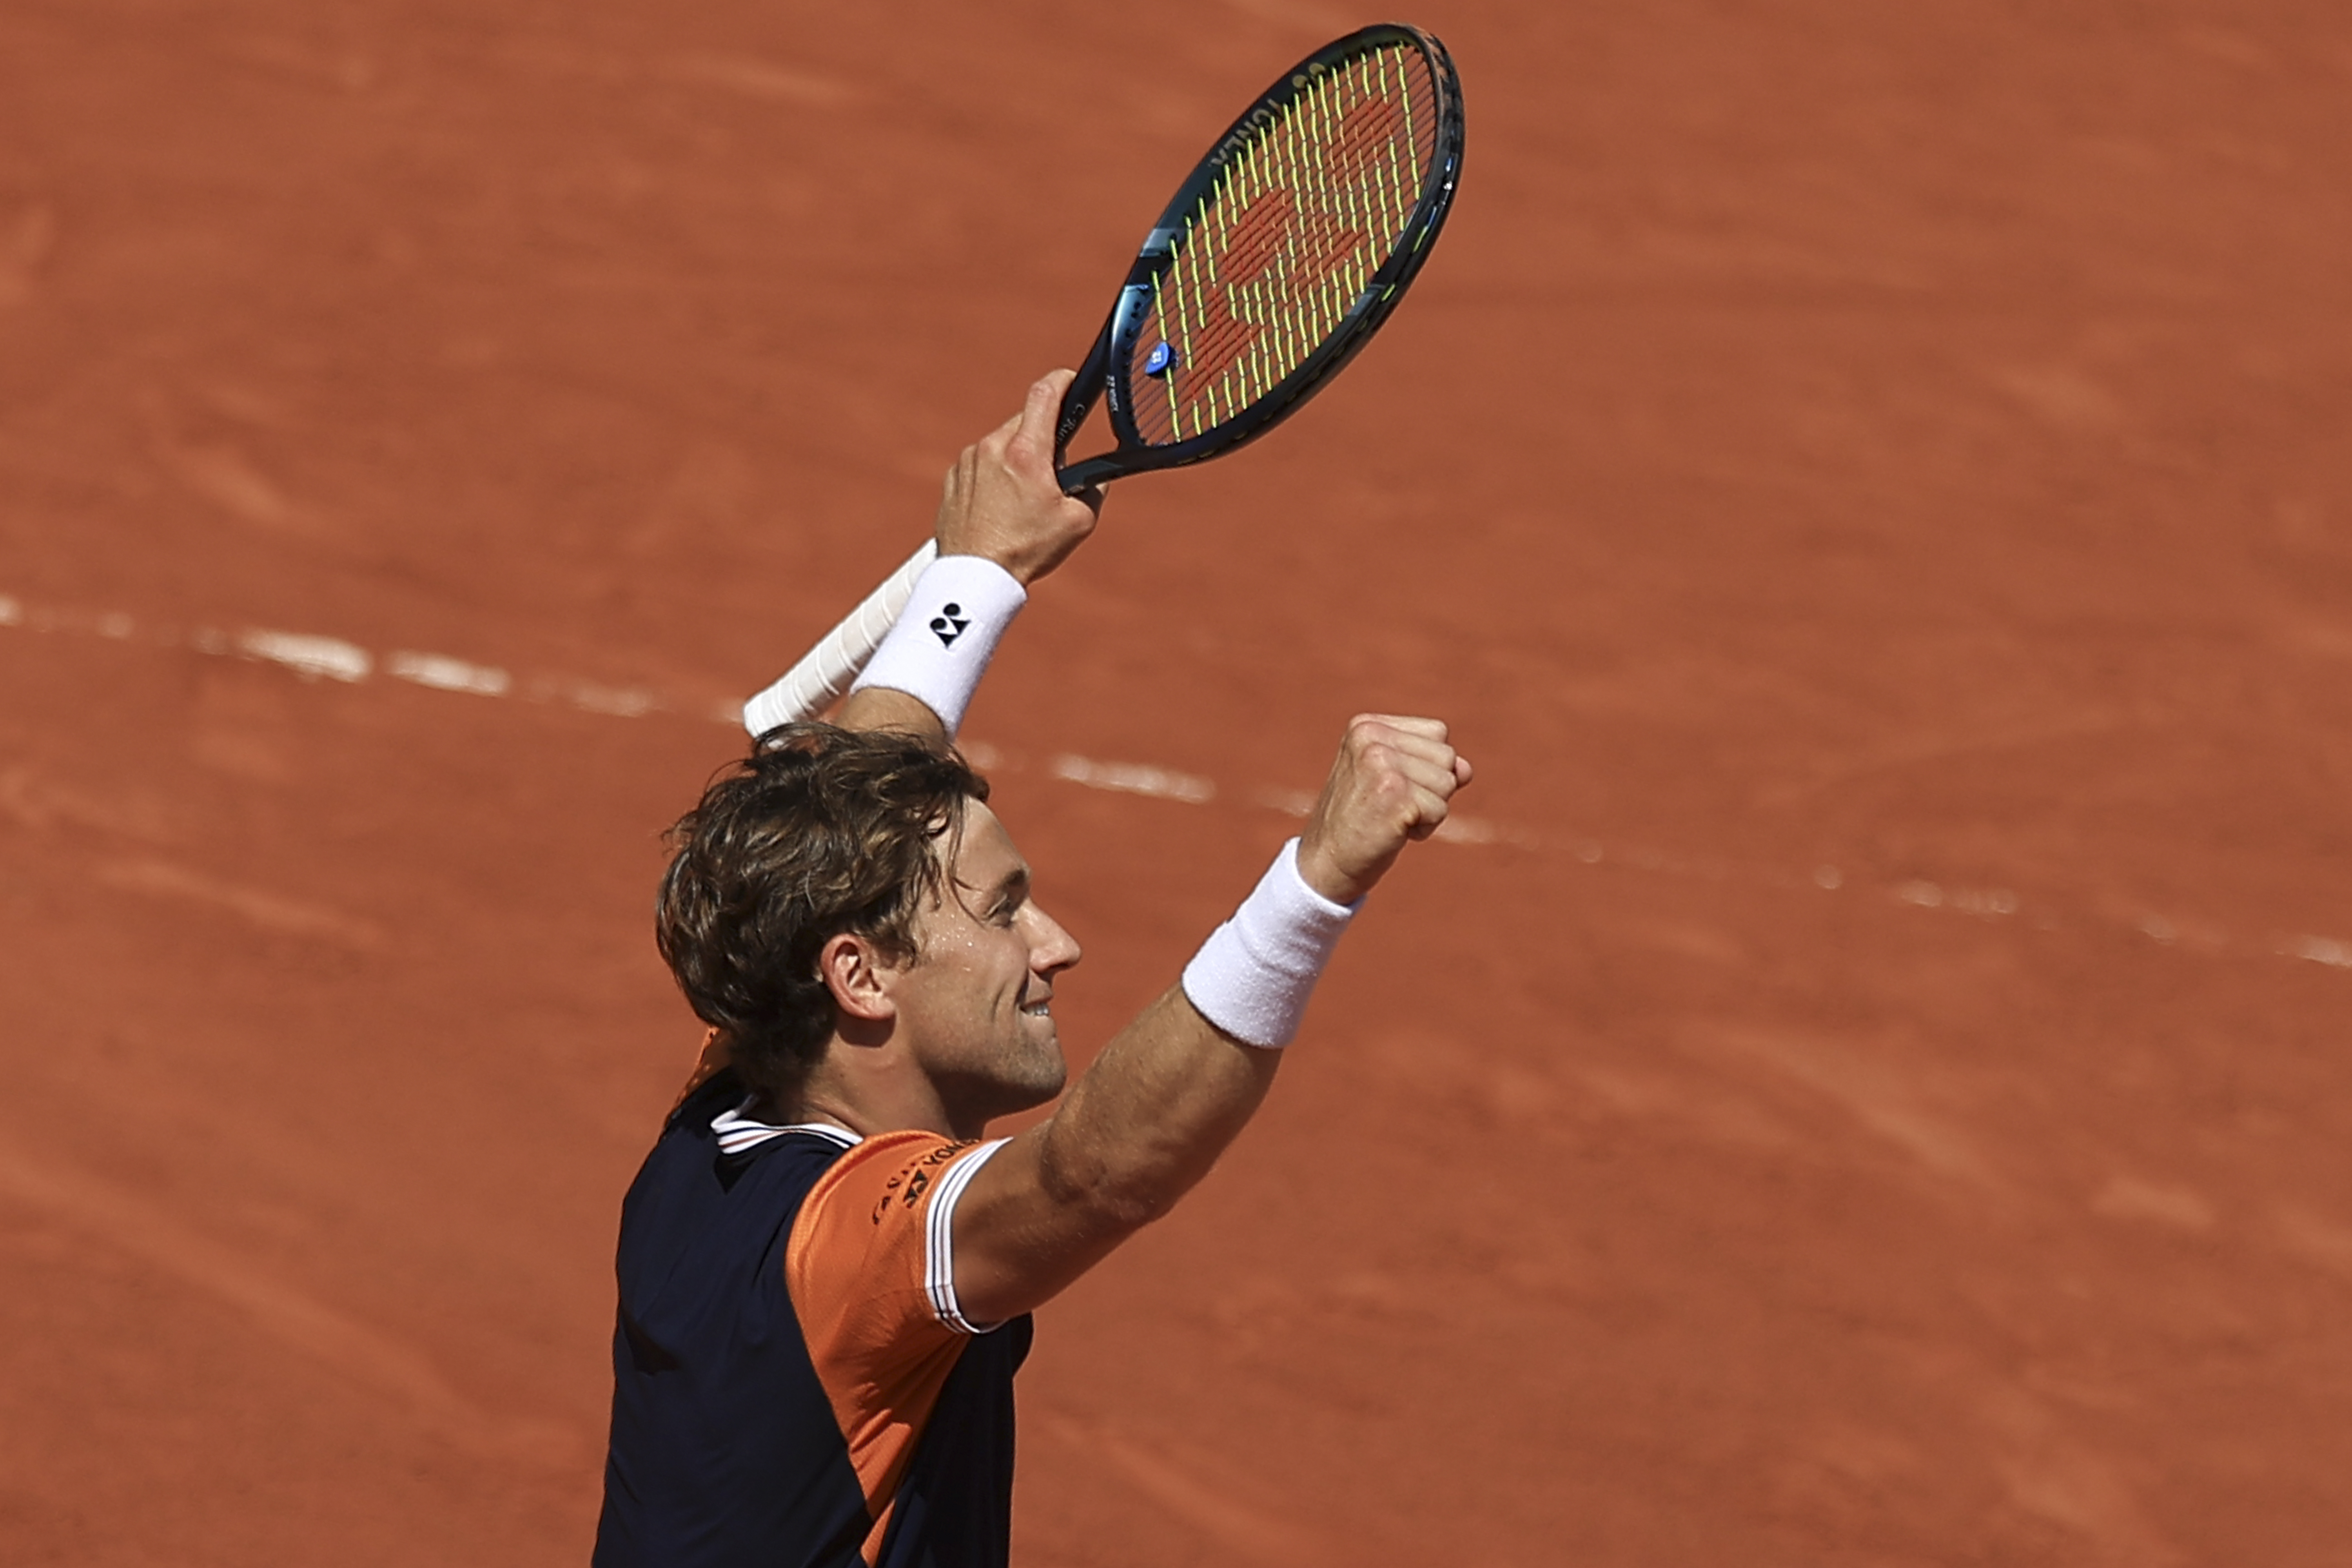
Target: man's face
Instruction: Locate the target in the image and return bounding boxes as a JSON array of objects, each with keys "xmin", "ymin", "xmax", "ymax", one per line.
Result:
[{"xmin": 888, "ymin": 800, "xmax": 1082, "ymax": 1129}]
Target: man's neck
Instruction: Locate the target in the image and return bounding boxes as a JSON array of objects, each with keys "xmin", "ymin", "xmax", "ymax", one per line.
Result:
[{"xmin": 773, "ymin": 1055, "xmax": 969, "ymax": 1142}]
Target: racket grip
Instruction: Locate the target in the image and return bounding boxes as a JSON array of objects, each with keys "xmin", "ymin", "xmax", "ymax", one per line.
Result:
[{"xmin": 740, "ymin": 539, "xmax": 940, "ymax": 735}]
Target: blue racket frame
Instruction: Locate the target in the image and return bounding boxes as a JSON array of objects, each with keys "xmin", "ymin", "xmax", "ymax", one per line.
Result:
[{"xmin": 1050, "ymin": 22, "xmax": 1466, "ymax": 494}]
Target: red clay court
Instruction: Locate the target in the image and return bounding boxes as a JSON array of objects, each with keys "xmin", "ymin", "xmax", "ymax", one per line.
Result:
[{"xmin": 4, "ymin": 2, "xmax": 2350, "ymax": 1563}]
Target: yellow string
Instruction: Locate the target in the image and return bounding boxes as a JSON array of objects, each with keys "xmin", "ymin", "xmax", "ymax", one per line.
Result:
[{"xmin": 1143, "ymin": 42, "xmax": 1429, "ymax": 442}]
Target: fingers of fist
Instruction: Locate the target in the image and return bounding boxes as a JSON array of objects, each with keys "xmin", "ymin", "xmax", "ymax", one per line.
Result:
[
  {"xmin": 1345, "ymin": 715, "xmax": 1466, "ymax": 835},
  {"xmin": 1298, "ymin": 715, "xmax": 1472, "ymax": 904}
]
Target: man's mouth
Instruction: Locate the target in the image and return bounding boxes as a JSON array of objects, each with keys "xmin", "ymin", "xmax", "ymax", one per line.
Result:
[{"xmin": 1022, "ymin": 995, "xmax": 1053, "ymax": 1017}]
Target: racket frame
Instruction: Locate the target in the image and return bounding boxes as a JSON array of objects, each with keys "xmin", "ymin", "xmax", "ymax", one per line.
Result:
[{"xmin": 1053, "ymin": 22, "xmax": 1465, "ymax": 492}]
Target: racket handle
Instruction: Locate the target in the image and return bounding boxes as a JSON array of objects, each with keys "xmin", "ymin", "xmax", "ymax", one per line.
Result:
[{"xmin": 740, "ymin": 539, "xmax": 940, "ymax": 735}]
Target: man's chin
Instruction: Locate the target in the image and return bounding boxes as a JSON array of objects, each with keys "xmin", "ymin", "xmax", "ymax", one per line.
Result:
[
  {"xmin": 1004, "ymin": 1051, "xmax": 1069, "ymax": 1111},
  {"xmin": 939, "ymin": 1053, "xmax": 1067, "ymax": 1128}
]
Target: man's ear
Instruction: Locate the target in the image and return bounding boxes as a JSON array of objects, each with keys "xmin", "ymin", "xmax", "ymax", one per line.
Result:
[{"xmin": 818, "ymin": 932, "xmax": 900, "ymax": 1023}]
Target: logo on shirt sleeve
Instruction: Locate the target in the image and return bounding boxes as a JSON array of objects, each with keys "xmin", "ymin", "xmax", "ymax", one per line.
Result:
[{"xmin": 870, "ymin": 1141, "xmax": 976, "ymax": 1224}]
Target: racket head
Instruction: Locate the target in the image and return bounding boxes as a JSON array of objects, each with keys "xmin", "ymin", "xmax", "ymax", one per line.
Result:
[{"xmin": 1055, "ymin": 24, "xmax": 1465, "ymax": 491}]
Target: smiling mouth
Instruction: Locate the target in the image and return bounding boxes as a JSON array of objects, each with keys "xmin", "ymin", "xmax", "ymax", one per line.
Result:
[{"xmin": 1022, "ymin": 996, "xmax": 1053, "ymax": 1017}]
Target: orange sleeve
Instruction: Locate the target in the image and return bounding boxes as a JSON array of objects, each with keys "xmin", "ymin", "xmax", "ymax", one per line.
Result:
[{"xmin": 786, "ymin": 1129, "xmax": 1008, "ymax": 1541}]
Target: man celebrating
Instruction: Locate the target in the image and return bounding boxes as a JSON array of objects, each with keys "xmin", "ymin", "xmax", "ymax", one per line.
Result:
[{"xmin": 594, "ymin": 371, "xmax": 1471, "ymax": 1567}]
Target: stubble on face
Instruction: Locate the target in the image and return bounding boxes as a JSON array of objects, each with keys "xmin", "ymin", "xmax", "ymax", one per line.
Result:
[{"xmin": 893, "ymin": 802, "xmax": 1074, "ymax": 1131}]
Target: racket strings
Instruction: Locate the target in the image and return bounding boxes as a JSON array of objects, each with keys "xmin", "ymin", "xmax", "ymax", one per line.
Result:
[{"xmin": 1132, "ymin": 44, "xmax": 1440, "ymax": 445}]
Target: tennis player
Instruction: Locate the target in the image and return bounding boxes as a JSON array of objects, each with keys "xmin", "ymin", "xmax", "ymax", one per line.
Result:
[{"xmin": 593, "ymin": 370, "xmax": 1470, "ymax": 1568}]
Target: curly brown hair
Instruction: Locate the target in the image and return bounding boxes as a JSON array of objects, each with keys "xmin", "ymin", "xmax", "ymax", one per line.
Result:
[{"xmin": 654, "ymin": 722, "xmax": 989, "ymax": 1103}]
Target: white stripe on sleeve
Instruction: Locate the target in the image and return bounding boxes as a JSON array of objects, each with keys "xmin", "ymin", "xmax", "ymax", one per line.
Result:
[{"xmin": 924, "ymin": 1138, "xmax": 1009, "ymax": 1335}]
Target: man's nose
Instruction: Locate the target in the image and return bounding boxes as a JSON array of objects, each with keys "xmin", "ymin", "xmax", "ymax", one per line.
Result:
[{"xmin": 1027, "ymin": 906, "xmax": 1081, "ymax": 972}]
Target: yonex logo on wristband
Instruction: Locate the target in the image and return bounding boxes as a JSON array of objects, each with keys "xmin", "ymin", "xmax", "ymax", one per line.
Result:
[{"xmin": 850, "ymin": 557, "xmax": 1025, "ymax": 735}]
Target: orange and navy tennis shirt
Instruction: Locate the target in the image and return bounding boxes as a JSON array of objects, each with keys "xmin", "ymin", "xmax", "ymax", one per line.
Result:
[{"xmin": 593, "ymin": 1068, "xmax": 1031, "ymax": 1568}]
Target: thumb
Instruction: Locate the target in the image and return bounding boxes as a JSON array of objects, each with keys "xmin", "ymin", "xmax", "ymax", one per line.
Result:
[{"xmin": 1012, "ymin": 370, "xmax": 1074, "ymax": 461}]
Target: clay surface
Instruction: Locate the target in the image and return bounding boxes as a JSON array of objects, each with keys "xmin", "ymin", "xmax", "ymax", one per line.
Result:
[{"xmin": 4, "ymin": 2, "xmax": 2350, "ymax": 1563}]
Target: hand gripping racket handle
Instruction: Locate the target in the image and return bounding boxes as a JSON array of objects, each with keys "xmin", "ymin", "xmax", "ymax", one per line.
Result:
[
  {"xmin": 738, "ymin": 380, "xmax": 1112, "ymax": 737},
  {"xmin": 740, "ymin": 539, "xmax": 938, "ymax": 734},
  {"xmin": 741, "ymin": 353, "xmax": 1118, "ymax": 737}
]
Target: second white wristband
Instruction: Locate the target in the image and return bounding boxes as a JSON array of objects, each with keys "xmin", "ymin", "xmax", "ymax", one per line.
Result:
[
  {"xmin": 1180, "ymin": 838, "xmax": 1359, "ymax": 1049},
  {"xmin": 847, "ymin": 555, "xmax": 1026, "ymax": 736}
]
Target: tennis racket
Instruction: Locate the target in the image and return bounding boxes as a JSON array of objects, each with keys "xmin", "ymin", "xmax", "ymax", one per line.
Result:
[{"xmin": 744, "ymin": 22, "xmax": 1465, "ymax": 734}]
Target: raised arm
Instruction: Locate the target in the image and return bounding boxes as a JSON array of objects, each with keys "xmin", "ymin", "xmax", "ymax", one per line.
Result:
[
  {"xmin": 837, "ymin": 370, "xmax": 1102, "ymax": 739},
  {"xmin": 948, "ymin": 713, "xmax": 1474, "ymax": 1324}
]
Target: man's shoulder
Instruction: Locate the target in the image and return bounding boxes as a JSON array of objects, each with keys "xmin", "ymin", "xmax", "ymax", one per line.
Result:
[
  {"xmin": 804, "ymin": 1125, "xmax": 991, "ymax": 1194},
  {"xmin": 788, "ymin": 1127, "xmax": 1007, "ymax": 1337}
]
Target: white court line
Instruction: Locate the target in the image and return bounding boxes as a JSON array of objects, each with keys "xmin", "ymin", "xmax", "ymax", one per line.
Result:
[
  {"xmin": 2286, "ymin": 935, "xmax": 2352, "ymax": 970},
  {"xmin": 3, "ymin": 587, "xmax": 2347, "ymax": 976},
  {"xmin": 386, "ymin": 651, "xmax": 512, "ymax": 697},
  {"xmin": 239, "ymin": 629, "xmax": 372, "ymax": 683},
  {"xmin": 1048, "ymin": 753, "xmax": 1216, "ymax": 804}
]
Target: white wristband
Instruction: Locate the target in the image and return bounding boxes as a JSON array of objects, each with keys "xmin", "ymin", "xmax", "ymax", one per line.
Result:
[
  {"xmin": 1180, "ymin": 838, "xmax": 1357, "ymax": 1048},
  {"xmin": 847, "ymin": 555, "xmax": 1026, "ymax": 737}
]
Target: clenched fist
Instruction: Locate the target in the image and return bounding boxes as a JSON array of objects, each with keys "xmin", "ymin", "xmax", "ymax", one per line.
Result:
[
  {"xmin": 1295, "ymin": 714, "xmax": 1473, "ymax": 906},
  {"xmin": 934, "ymin": 369, "xmax": 1103, "ymax": 587}
]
